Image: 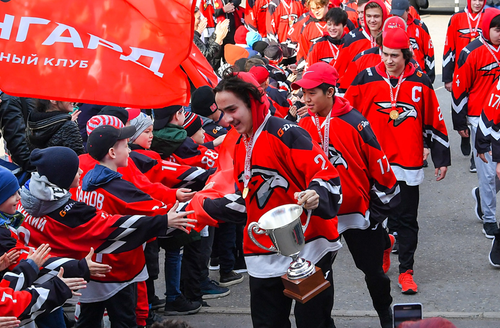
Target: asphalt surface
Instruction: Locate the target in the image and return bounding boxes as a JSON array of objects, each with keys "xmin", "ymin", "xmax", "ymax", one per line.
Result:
[{"xmin": 152, "ymin": 15, "xmax": 500, "ymax": 328}]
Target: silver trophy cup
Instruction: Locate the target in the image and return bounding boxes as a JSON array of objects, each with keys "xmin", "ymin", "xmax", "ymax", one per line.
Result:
[{"xmin": 247, "ymin": 204, "xmax": 315, "ymax": 279}]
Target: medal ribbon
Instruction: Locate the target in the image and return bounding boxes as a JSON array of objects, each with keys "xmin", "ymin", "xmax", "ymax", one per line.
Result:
[
  {"xmin": 314, "ymin": 112, "xmax": 331, "ymax": 156},
  {"xmin": 482, "ymin": 38, "xmax": 500, "ymax": 69},
  {"xmin": 242, "ymin": 114, "xmax": 271, "ymax": 191},
  {"xmin": 466, "ymin": 8, "xmax": 482, "ymax": 39},
  {"xmin": 383, "ymin": 72, "xmax": 405, "ymax": 109},
  {"xmin": 327, "ymin": 42, "xmax": 340, "ymax": 61},
  {"xmin": 361, "ymin": 28, "xmax": 377, "ymax": 49}
]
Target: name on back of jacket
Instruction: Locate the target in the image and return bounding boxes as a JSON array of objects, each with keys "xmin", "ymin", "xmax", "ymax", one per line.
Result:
[
  {"xmin": 76, "ymin": 188, "xmax": 105, "ymax": 210},
  {"xmin": 0, "ymin": 14, "xmax": 166, "ymax": 77},
  {"xmin": 18, "ymin": 207, "xmax": 46, "ymax": 232}
]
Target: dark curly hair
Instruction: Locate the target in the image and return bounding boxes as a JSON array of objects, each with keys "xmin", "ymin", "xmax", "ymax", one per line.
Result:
[{"xmin": 213, "ymin": 67, "xmax": 264, "ymax": 110}]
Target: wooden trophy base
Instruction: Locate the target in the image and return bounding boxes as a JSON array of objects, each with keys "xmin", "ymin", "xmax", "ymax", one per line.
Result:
[{"xmin": 281, "ymin": 266, "xmax": 331, "ymax": 304}]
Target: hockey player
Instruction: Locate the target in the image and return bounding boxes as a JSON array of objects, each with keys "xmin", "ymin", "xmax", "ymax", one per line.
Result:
[
  {"xmin": 294, "ymin": 62, "xmax": 399, "ymax": 328},
  {"xmin": 266, "ymin": 0, "xmax": 305, "ymax": 44},
  {"xmin": 337, "ymin": 16, "xmax": 409, "ymax": 96},
  {"xmin": 390, "ymin": 0, "xmax": 435, "ymax": 83},
  {"xmin": 17, "ymin": 146, "xmax": 196, "ymax": 327},
  {"xmin": 334, "ymin": 0, "xmax": 387, "ymax": 77},
  {"xmin": 214, "ymin": 69, "xmax": 342, "ymax": 328},
  {"xmin": 453, "ymin": 8, "xmax": 500, "ymax": 238},
  {"xmin": 345, "ymin": 27, "xmax": 451, "ymax": 294},
  {"xmin": 306, "ymin": 7, "xmax": 348, "ymax": 68}
]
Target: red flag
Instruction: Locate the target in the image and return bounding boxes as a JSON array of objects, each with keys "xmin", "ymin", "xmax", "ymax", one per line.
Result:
[
  {"xmin": 186, "ymin": 129, "xmax": 241, "ymax": 231},
  {"xmin": 181, "ymin": 43, "xmax": 220, "ymax": 88},
  {"xmin": 0, "ymin": 0, "xmax": 194, "ymax": 107}
]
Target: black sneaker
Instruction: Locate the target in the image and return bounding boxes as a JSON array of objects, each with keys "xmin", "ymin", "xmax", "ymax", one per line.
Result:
[
  {"xmin": 145, "ymin": 312, "xmax": 164, "ymax": 327},
  {"xmin": 164, "ymin": 294, "xmax": 202, "ymax": 316},
  {"xmin": 201, "ymin": 280, "xmax": 230, "ymax": 299},
  {"xmin": 483, "ymin": 222, "xmax": 499, "ymax": 239},
  {"xmin": 470, "ymin": 156, "xmax": 477, "ymax": 173},
  {"xmin": 489, "ymin": 235, "xmax": 500, "ymax": 268},
  {"xmin": 461, "ymin": 135, "xmax": 471, "ymax": 156},
  {"xmin": 151, "ymin": 295, "xmax": 166, "ymax": 311},
  {"xmin": 219, "ymin": 270, "xmax": 244, "ymax": 287},
  {"xmin": 472, "ymin": 187, "xmax": 484, "ymax": 222}
]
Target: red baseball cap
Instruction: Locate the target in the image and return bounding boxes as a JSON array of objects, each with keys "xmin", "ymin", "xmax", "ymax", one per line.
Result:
[
  {"xmin": 382, "ymin": 27, "xmax": 410, "ymax": 49},
  {"xmin": 249, "ymin": 65, "xmax": 270, "ymax": 85},
  {"xmin": 291, "ymin": 62, "xmax": 339, "ymax": 90}
]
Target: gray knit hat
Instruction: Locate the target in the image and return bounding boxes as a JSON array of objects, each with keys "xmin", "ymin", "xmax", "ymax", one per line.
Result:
[{"xmin": 129, "ymin": 113, "xmax": 153, "ymax": 143}]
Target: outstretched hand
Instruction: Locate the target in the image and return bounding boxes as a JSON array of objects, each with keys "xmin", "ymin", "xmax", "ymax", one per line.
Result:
[
  {"xmin": 167, "ymin": 201, "xmax": 197, "ymax": 233},
  {"xmin": 0, "ymin": 250, "xmax": 20, "ymax": 271},
  {"xmin": 27, "ymin": 244, "xmax": 51, "ymax": 268},
  {"xmin": 57, "ymin": 267, "xmax": 87, "ymax": 296},
  {"xmin": 85, "ymin": 248, "xmax": 112, "ymax": 278}
]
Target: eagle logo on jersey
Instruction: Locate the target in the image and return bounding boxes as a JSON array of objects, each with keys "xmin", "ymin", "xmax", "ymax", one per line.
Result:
[
  {"xmin": 242, "ymin": 168, "xmax": 289, "ymax": 209},
  {"xmin": 410, "ymin": 38, "xmax": 420, "ymax": 51},
  {"xmin": 457, "ymin": 28, "xmax": 482, "ymax": 40},
  {"xmin": 376, "ymin": 102, "xmax": 418, "ymax": 127},
  {"xmin": 326, "ymin": 145, "xmax": 348, "ymax": 170},
  {"xmin": 479, "ymin": 62, "xmax": 500, "ymax": 82}
]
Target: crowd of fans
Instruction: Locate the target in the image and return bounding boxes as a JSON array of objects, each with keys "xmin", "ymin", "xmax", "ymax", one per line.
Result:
[{"xmin": 1, "ymin": 0, "xmax": 500, "ymax": 327}]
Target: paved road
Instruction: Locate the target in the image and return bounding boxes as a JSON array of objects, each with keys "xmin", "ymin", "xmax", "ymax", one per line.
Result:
[{"xmin": 153, "ymin": 15, "xmax": 500, "ymax": 327}]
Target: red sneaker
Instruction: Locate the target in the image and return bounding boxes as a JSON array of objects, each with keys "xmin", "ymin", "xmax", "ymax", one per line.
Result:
[
  {"xmin": 398, "ymin": 270, "xmax": 418, "ymax": 294},
  {"xmin": 382, "ymin": 234, "xmax": 395, "ymax": 274}
]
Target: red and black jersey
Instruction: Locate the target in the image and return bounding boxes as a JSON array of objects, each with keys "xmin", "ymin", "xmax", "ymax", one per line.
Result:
[
  {"xmin": 288, "ymin": 13, "xmax": 329, "ymax": 65},
  {"xmin": 443, "ymin": 8, "xmax": 484, "ymax": 83},
  {"xmin": 76, "ymin": 164, "xmax": 168, "ymax": 300},
  {"xmin": 233, "ymin": 115, "xmax": 342, "ymax": 278},
  {"xmin": 299, "ymin": 97, "xmax": 399, "ymax": 233},
  {"xmin": 337, "ymin": 47, "xmax": 422, "ymax": 96},
  {"xmin": 306, "ymin": 34, "xmax": 344, "ymax": 68},
  {"xmin": 266, "ymin": 0, "xmax": 305, "ymax": 43},
  {"xmin": 168, "ymin": 137, "xmax": 219, "ymax": 170},
  {"xmin": 0, "ymin": 261, "xmax": 72, "ymax": 324},
  {"xmin": 452, "ymin": 38, "xmax": 500, "ymax": 131},
  {"xmin": 334, "ymin": 28, "xmax": 374, "ymax": 77},
  {"xmin": 129, "ymin": 147, "xmax": 215, "ymax": 191},
  {"xmin": 476, "ymin": 81, "xmax": 500, "ymax": 158},
  {"xmin": 266, "ymin": 85, "xmax": 290, "ymax": 118},
  {"xmin": 407, "ymin": 14, "xmax": 435, "ymax": 83},
  {"xmin": 245, "ymin": 0, "xmax": 270, "ymax": 37},
  {"xmin": 345, "ymin": 62, "xmax": 451, "ymax": 185},
  {"xmin": 200, "ymin": 0, "xmax": 217, "ymax": 27},
  {"xmin": 75, "ymin": 154, "xmax": 178, "ymax": 206}
]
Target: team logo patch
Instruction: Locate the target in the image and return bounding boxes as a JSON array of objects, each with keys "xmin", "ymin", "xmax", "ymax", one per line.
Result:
[
  {"xmin": 240, "ymin": 168, "xmax": 289, "ymax": 209},
  {"xmin": 457, "ymin": 28, "xmax": 482, "ymax": 41},
  {"xmin": 479, "ymin": 62, "xmax": 500, "ymax": 82},
  {"xmin": 327, "ymin": 145, "xmax": 348, "ymax": 170},
  {"xmin": 376, "ymin": 102, "xmax": 418, "ymax": 127}
]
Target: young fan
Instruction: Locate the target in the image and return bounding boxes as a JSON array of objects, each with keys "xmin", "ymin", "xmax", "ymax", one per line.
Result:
[
  {"xmin": 294, "ymin": 62, "xmax": 399, "ymax": 328},
  {"xmin": 17, "ymin": 146, "xmax": 196, "ymax": 327},
  {"xmin": 151, "ymin": 106, "xmax": 220, "ymax": 170}
]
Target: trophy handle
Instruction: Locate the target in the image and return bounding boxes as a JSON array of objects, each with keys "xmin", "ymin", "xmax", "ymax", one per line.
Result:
[
  {"xmin": 302, "ymin": 209, "xmax": 312, "ymax": 233},
  {"xmin": 247, "ymin": 222, "xmax": 277, "ymax": 253}
]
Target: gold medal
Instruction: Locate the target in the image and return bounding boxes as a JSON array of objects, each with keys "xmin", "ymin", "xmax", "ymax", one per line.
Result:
[
  {"xmin": 471, "ymin": 37, "xmax": 476, "ymax": 41},
  {"xmin": 242, "ymin": 187, "xmax": 249, "ymax": 199},
  {"xmin": 389, "ymin": 110, "xmax": 399, "ymax": 120}
]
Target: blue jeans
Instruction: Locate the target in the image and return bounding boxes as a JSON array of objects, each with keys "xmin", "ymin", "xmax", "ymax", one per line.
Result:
[
  {"xmin": 35, "ymin": 307, "xmax": 66, "ymax": 328},
  {"xmin": 165, "ymin": 248, "xmax": 182, "ymax": 303}
]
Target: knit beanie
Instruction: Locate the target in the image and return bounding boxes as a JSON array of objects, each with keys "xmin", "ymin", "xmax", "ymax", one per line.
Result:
[
  {"xmin": 183, "ymin": 112, "xmax": 203, "ymax": 137},
  {"xmin": 246, "ymin": 30, "xmax": 262, "ymax": 48},
  {"xmin": 191, "ymin": 86, "xmax": 218, "ymax": 118},
  {"xmin": 225, "ymin": 44, "xmax": 249, "ymax": 66},
  {"xmin": 130, "ymin": 113, "xmax": 154, "ymax": 142},
  {"xmin": 0, "ymin": 166, "xmax": 19, "ymax": 206},
  {"xmin": 86, "ymin": 115, "xmax": 124, "ymax": 136},
  {"xmin": 234, "ymin": 26, "xmax": 248, "ymax": 44},
  {"xmin": 30, "ymin": 147, "xmax": 80, "ymax": 190},
  {"xmin": 252, "ymin": 40, "xmax": 269, "ymax": 56}
]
